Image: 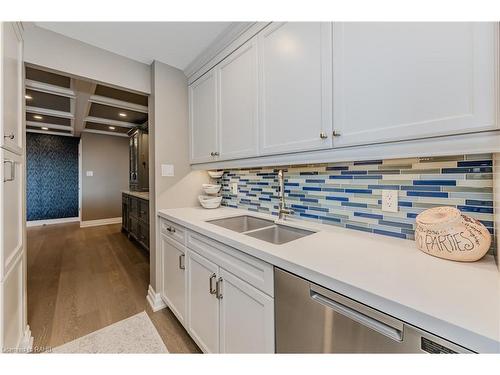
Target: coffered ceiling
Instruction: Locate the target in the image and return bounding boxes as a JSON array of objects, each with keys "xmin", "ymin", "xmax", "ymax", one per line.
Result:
[{"xmin": 25, "ymin": 66, "xmax": 148, "ymax": 138}]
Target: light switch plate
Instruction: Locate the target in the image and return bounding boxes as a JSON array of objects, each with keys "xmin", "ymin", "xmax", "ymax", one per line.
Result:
[
  {"xmin": 86, "ymin": 171, "xmax": 93, "ymax": 177},
  {"xmin": 230, "ymin": 182, "xmax": 238, "ymax": 195},
  {"xmin": 161, "ymin": 164, "xmax": 174, "ymax": 177},
  {"xmin": 382, "ymin": 189, "xmax": 398, "ymax": 213}
]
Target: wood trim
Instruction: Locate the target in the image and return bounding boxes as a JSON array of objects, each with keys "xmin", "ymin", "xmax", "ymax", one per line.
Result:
[
  {"xmin": 26, "ymin": 106, "xmax": 74, "ymax": 119},
  {"xmin": 89, "ymin": 95, "xmax": 148, "ymax": 113},
  {"xmin": 81, "ymin": 129, "xmax": 128, "ymax": 138},
  {"xmin": 25, "ymin": 79, "xmax": 76, "ymax": 98},
  {"xmin": 184, "ymin": 22, "xmax": 257, "ymax": 79},
  {"xmin": 187, "ymin": 22, "xmax": 271, "ymax": 85},
  {"xmin": 84, "ymin": 116, "xmax": 137, "ymax": 128},
  {"xmin": 146, "ymin": 284, "xmax": 166, "ymax": 312},
  {"xmin": 79, "ymin": 217, "xmax": 122, "ymax": 228},
  {"xmin": 27, "ymin": 217, "xmax": 80, "ymax": 227},
  {"xmin": 26, "ymin": 129, "xmax": 74, "ymax": 137}
]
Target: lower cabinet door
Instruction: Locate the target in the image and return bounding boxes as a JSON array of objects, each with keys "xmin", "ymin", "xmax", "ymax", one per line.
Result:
[
  {"xmin": 160, "ymin": 235, "xmax": 186, "ymax": 324},
  {"xmin": 219, "ymin": 268, "xmax": 275, "ymax": 353},
  {"xmin": 187, "ymin": 250, "xmax": 220, "ymax": 353}
]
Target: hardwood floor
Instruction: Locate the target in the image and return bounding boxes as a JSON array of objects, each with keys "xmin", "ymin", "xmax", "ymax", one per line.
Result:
[{"xmin": 27, "ymin": 222, "xmax": 200, "ymax": 353}]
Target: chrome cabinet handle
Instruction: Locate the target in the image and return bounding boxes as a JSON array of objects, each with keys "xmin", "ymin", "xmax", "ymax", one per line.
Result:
[
  {"xmin": 216, "ymin": 277, "xmax": 223, "ymax": 299},
  {"xmin": 4, "ymin": 133, "xmax": 15, "ymax": 140},
  {"xmin": 3, "ymin": 160, "xmax": 15, "ymax": 182},
  {"xmin": 332, "ymin": 130, "xmax": 341, "ymax": 137},
  {"xmin": 179, "ymin": 254, "xmax": 185, "ymax": 270},
  {"xmin": 320, "ymin": 131, "xmax": 328, "ymax": 139},
  {"xmin": 209, "ymin": 273, "xmax": 217, "ymax": 294},
  {"xmin": 166, "ymin": 226, "xmax": 176, "ymax": 233}
]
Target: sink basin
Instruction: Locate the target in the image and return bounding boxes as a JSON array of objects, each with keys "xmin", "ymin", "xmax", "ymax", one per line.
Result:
[
  {"xmin": 208, "ymin": 215, "xmax": 274, "ymax": 233},
  {"xmin": 245, "ymin": 224, "xmax": 314, "ymax": 245}
]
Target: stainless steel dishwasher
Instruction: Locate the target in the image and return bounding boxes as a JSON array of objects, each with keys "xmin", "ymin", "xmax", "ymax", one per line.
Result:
[{"xmin": 274, "ymin": 268, "xmax": 473, "ymax": 353}]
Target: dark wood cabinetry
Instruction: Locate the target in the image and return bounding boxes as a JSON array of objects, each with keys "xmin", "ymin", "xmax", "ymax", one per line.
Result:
[
  {"xmin": 129, "ymin": 128, "xmax": 149, "ymax": 191},
  {"xmin": 122, "ymin": 192, "xmax": 149, "ymax": 251}
]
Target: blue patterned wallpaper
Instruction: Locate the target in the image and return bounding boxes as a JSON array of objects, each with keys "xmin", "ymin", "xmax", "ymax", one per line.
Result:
[
  {"xmin": 27, "ymin": 133, "xmax": 80, "ymax": 221},
  {"xmin": 220, "ymin": 154, "xmax": 494, "ymax": 251}
]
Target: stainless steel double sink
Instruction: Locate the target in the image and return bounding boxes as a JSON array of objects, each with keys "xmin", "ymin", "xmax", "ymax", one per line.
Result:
[{"xmin": 207, "ymin": 215, "xmax": 314, "ymax": 245}]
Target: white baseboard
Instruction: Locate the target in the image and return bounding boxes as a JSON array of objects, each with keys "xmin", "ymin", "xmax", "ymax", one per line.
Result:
[
  {"xmin": 17, "ymin": 325, "xmax": 34, "ymax": 353},
  {"xmin": 27, "ymin": 217, "xmax": 80, "ymax": 227},
  {"xmin": 80, "ymin": 217, "xmax": 122, "ymax": 228},
  {"xmin": 146, "ymin": 285, "xmax": 166, "ymax": 312}
]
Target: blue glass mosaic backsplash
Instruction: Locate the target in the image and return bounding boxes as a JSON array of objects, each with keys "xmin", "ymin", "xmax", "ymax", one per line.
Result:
[
  {"xmin": 220, "ymin": 154, "xmax": 494, "ymax": 251},
  {"xmin": 27, "ymin": 133, "xmax": 79, "ymax": 221}
]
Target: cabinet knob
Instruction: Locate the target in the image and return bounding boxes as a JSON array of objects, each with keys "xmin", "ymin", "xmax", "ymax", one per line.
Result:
[
  {"xmin": 332, "ymin": 130, "xmax": 341, "ymax": 137},
  {"xmin": 319, "ymin": 131, "xmax": 328, "ymax": 139},
  {"xmin": 3, "ymin": 133, "xmax": 15, "ymax": 140},
  {"xmin": 213, "ymin": 152, "xmax": 220, "ymax": 157}
]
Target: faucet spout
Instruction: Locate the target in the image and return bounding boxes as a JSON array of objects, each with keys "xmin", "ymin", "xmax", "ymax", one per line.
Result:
[{"xmin": 277, "ymin": 169, "xmax": 293, "ymax": 220}]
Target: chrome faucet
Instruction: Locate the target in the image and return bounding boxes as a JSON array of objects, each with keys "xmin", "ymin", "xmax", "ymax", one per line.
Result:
[{"xmin": 277, "ymin": 169, "xmax": 293, "ymax": 220}]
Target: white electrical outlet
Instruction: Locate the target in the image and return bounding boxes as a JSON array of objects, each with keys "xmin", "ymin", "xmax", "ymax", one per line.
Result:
[
  {"xmin": 231, "ymin": 182, "xmax": 238, "ymax": 195},
  {"xmin": 161, "ymin": 164, "xmax": 174, "ymax": 177},
  {"xmin": 382, "ymin": 189, "xmax": 398, "ymax": 213}
]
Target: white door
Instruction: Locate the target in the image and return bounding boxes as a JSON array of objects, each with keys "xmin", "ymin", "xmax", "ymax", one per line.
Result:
[
  {"xmin": 258, "ymin": 22, "xmax": 333, "ymax": 155},
  {"xmin": 0, "ymin": 149, "xmax": 25, "ymax": 350},
  {"xmin": 219, "ymin": 268, "xmax": 274, "ymax": 353},
  {"xmin": 160, "ymin": 235, "xmax": 187, "ymax": 325},
  {"xmin": 1, "ymin": 23, "xmax": 23, "ymax": 154},
  {"xmin": 333, "ymin": 22, "xmax": 498, "ymax": 147},
  {"xmin": 189, "ymin": 69, "xmax": 218, "ymax": 163},
  {"xmin": 187, "ymin": 250, "xmax": 219, "ymax": 353},
  {"xmin": 217, "ymin": 38, "xmax": 258, "ymax": 161}
]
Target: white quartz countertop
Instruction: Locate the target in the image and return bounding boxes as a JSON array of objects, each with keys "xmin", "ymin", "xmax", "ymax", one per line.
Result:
[
  {"xmin": 122, "ymin": 190, "xmax": 149, "ymax": 200},
  {"xmin": 158, "ymin": 207, "xmax": 500, "ymax": 353}
]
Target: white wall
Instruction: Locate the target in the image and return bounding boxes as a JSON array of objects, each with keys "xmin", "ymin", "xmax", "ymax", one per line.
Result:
[
  {"xmin": 149, "ymin": 60, "xmax": 208, "ymax": 291},
  {"xmin": 23, "ymin": 24, "xmax": 151, "ymax": 94}
]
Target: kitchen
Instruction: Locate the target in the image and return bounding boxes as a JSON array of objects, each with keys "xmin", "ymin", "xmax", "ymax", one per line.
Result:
[{"xmin": 1, "ymin": 2, "xmax": 500, "ymax": 373}]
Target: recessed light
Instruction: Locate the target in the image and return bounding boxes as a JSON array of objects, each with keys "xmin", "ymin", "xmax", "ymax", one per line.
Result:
[
  {"xmin": 41, "ymin": 127, "xmax": 49, "ymax": 130},
  {"xmin": 25, "ymin": 94, "xmax": 33, "ymax": 100},
  {"xmin": 33, "ymin": 115, "xmax": 43, "ymax": 120},
  {"xmin": 119, "ymin": 112, "xmax": 127, "ymax": 117},
  {"xmin": 109, "ymin": 126, "xmax": 116, "ymax": 130}
]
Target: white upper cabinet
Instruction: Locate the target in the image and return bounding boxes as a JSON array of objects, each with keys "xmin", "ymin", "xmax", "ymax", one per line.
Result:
[
  {"xmin": 217, "ymin": 38, "xmax": 259, "ymax": 160},
  {"xmin": 1, "ymin": 22, "xmax": 24, "ymax": 154},
  {"xmin": 258, "ymin": 22, "xmax": 333, "ymax": 155},
  {"xmin": 189, "ymin": 69, "xmax": 218, "ymax": 163},
  {"xmin": 332, "ymin": 22, "xmax": 498, "ymax": 148}
]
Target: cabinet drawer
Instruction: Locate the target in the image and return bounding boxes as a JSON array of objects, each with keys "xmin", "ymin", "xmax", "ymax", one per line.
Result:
[
  {"xmin": 187, "ymin": 232, "xmax": 274, "ymax": 296},
  {"xmin": 160, "ymin": 218, "xmax": 186, "ymax": 245},
  {"xmin": 138, "ymin": 199, "xmax": 149, "ymax": 223}
]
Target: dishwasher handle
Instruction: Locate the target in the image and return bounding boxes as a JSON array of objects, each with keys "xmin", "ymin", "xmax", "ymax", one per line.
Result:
[{"xmin": 310, "ymin": 285, "xmax": 404, "ymax": 342}]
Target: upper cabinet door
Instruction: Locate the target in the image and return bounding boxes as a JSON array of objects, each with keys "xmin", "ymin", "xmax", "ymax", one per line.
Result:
[
  {"xmin": 1, "ymin": 22, "xmax": 24, "ymax": 154},
  {"xmin": 217, "ymin": 38, "xmax": 258, "ymax": 161},
  {"xmin": 258, "ymin": 22, "xmax": 333, "ymax": 156},
  {"xmin": 333, "ymin": 22, "xmax": 498, "ymax": 148},
  {"xmin": 189, "ymin": 69, "xmax": 218, "ymax": 163}
]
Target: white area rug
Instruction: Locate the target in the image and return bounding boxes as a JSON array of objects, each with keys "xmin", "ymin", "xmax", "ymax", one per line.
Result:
[{"xmin": 51, "ymin": 311, "xmax": 168, "ymax": 353}]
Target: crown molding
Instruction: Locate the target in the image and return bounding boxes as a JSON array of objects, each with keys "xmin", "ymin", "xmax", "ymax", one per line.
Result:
[{"xmin": 184, "ymin": 22, "xmax": 271, "ymax": 84}]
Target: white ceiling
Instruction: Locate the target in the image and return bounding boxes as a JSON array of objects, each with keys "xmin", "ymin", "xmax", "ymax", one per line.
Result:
[{"xmin": 35, "ymin": 22, "xmax": 233, "ymax": 70}]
